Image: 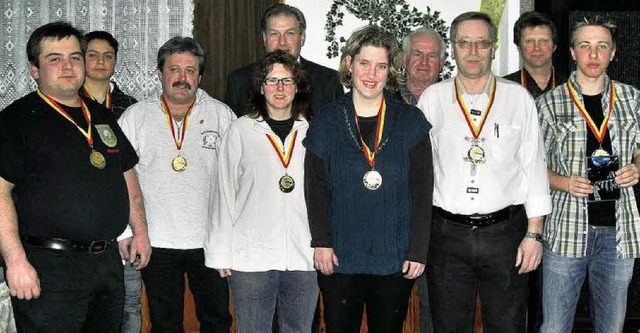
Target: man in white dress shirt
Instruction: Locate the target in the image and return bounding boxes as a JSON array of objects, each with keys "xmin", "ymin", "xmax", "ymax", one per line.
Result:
[{"xmin": 417, "ymin": 11, "xmax": 552, "ymax": 332}]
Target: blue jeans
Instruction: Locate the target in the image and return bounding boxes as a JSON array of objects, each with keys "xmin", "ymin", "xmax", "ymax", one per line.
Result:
[
  {"xmin": 0, "ymin": 268, "xmax": 17, "ymax": 333},
  {"xmin": 121, "ymin": 261, "xmax": 142, "ymax": 333},
  {"xmin": 541, "ymin": 226, "xmax": 634, "ymax": 333},
  {"xmin": 228, "ymin": 270, "xmax": 318, "ymax": 333}
]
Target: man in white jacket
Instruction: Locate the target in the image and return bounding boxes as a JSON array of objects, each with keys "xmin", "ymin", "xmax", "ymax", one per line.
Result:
[{"xmin": 117, "ymin": 36, "xmax": 235, "ymax": 332}]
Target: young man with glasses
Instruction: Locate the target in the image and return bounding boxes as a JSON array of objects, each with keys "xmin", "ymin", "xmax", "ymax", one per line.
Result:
[{"xmin": 417, "ymin": 12, "xmax": 551, "ymax": 331}]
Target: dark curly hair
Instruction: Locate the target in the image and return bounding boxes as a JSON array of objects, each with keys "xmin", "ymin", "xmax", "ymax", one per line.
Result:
[{"xmin": 244, "ymin": 50, "xmax": 311, "ymax": 121}]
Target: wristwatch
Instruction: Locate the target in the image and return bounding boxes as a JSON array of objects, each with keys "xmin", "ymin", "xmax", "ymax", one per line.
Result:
[{"xmin": 525, "ymin": 232, "xmax": 543, "ymax": 243}]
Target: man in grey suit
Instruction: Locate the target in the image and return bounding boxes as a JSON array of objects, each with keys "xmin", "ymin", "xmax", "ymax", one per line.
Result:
[{"xmin": 225, "ymin": 4, "xmax": 343, "ymax": 117}]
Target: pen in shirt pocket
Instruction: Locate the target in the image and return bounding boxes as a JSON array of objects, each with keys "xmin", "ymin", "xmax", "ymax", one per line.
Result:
[{"xmin": 494, "ymin": 123, "xmax": 499, "ymax": 138}]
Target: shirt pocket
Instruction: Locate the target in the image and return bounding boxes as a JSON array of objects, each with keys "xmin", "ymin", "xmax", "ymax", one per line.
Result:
[
  {"xmin": 617, "ymin": 121, "xmax": 639, "ymax": 159},
  {"xmin": 491, "ymin": 125, "xmax": 521, "ymax": 163},
  {"xmin": 555, "ymin": 118, "xmax": 582, "ymax": 157}
]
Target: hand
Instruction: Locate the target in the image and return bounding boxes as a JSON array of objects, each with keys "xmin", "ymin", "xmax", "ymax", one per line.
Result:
[
  {"xmin": 314, "ymin": 247, "xmax": 339, "ymax": 275},
  {"xmin": 6, "ymin": 260, "xmax": 40, "ymax": 300},
  {"xmin": 567, "ymin": 175, "xmax": 593, "ymax": 197},
  {"xmin": 118, "ymin": 237, "xmax": 133, "ymax": 260},
  {"xmin": 515, "ymin": 237, "xmax": 542, "ymax": 275},
  {"xmin": 217, "ymin": 268, "xmax": 232, "ymax": 278},
  {"xmin": 402, "ymin": 261, "xmax": 425, "ymax": 279},
  {"xmin": 616, "ymin": 163, "xmax": 639, "ymax": 188},
  {"xmin": 128, "ymin": 233, "xmax": 151, "ymax": 270}
]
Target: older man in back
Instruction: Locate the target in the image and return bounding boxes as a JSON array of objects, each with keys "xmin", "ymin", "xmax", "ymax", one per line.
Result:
[
  {"xmin": 395, "ymin": 26, "xmax": 445, "ymax": 333},
  {"xmin": 504, "ymin": 11, "xmax": 566, "ymax": 99},
  {"xmin": 225, "ymin": 3, "xmax": 343, "ymax": 117},
  {"xmin": 396, "ymin": 27, "xmax": 445, "ymax": 106}
]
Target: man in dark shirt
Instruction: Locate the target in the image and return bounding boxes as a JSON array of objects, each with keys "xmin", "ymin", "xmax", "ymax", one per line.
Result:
[
  {"xmin": 0, "ymin": 21, "xmax": 150, "ymax": 332},
  {"xmin": 503, "ymin": 13, "xmax": 566, "ymax": 331},
  {"xmin": 82, "ymin": 31, "xmax": 137, "ymax": 118},
  {"xmin": 82, "ymin": 30, "xmax": 143, "ymax": 333},
  {"xmin": 503, "ymin": 11, "xmax": 566, "ymax": 98},
  {"xmin": 225, "ymin": 4, "xmax": 343, "ymax": 117}
]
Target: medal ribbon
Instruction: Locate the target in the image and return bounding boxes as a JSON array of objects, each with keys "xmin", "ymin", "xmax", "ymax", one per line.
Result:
[
  {"xmin": 521, "ymin": 67, "xmax": 555, "ymax": 90},
  {"xmin": 266, "ymin": 130, "xmax": 298, "ymax": 169},
  {"xmin": 567, "ymin": 80, "xmax": 616, "ymax": 144},
  {"xmin": 354, "ymin": 98, "xmax": 386, "ymax": 168},
  {"xmin": 455, "ymin": 77, "xmax": 496, "ymax": 139},
  {"xmin": 80, "ymin": 85, "xmax": 112, "ymax": 109},
  {"xmin": 161, "ymin": 96, "xmax": 196, "ymax": 151},
  {"xmin": 37, "ymin": 89, "xmax": 93, "ymax": 146}
]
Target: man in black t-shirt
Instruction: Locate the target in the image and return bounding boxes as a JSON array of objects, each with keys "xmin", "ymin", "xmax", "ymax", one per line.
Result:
[{"xmin": 0, "ymin": 21, "xmax": 150, "ymax": 332}]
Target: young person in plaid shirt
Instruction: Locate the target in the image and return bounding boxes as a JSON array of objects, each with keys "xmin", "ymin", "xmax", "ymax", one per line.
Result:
[{"xmin": 537, "ymin": 17, "xmax": 640, "ymax": 332}]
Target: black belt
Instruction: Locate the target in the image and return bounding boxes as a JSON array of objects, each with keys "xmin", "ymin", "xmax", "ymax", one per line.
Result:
[
  {"xmin": 22, "ymin": 236, "xmax": 115, "ymax": 253},
  {"xmin": 434, "ymin": 205, "xmax": 523, "ymax": 228}
]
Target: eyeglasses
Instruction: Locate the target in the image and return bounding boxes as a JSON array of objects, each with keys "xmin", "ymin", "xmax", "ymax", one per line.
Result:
[
  {"xmin": 454, "ymin": 39, "xmax": 494, "ymax": 50},
  {"xmin": 263, "ymin": 77, "xmax": 296, "ymax": 86}
]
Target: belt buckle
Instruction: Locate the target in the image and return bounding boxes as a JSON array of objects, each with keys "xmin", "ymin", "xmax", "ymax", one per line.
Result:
[
  {"xmin": 469, "ymin": 215, "xmax": 492, "ymax": 228},
  {"xmin": 89, "ymin": 240, "xmax": 107, "ymax": 253},
  {"xmin": 469, "ymin": 216, "xmax": 483, "ymax": 228}
]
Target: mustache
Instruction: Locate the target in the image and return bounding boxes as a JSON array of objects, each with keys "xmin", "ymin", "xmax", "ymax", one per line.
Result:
[{"xmin": 172, "ymin": 81, "xmax": 192, "ymax": 90}]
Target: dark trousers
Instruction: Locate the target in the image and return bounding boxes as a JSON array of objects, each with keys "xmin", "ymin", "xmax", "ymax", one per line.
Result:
[
  {"xmin": 318, "ymin": 272, "xmax": 414, "ymax": 333},
  {"xmin": 528, "ymin": 265, "xmax": 543, "ymax": 332},
  {"xmin": 11, "ymin": 244, "xmax": 123, "ymax": 333},
  {"xmin": 141, "ymin": 247, "xmax": 231, "ymax": 333},
  {"xmin": 427, "ymin": 208, "xmax": 529, "ymax": 332}
]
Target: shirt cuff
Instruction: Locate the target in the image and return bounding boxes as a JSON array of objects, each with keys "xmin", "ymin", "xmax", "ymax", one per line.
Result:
[
  {"xmin": 204, "ymin": 253, "xmax": 232, "ymax": 270},
  {"xmin": 524, "ymin": 194, "xmax": 552, "ymax": 218},
  {"xmin": 117, "ymin": 225, "xmax": 133, "ymax": 241}
]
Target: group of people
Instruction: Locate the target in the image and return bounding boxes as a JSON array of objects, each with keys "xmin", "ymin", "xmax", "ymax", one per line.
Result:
[{"xmin": 0, "ymin": 3, "xmax": 639, "ymax": 333}]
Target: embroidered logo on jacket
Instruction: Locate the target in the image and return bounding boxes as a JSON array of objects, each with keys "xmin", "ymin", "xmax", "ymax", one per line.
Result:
[{"xmin": 96, "ymin": 124, "xmax": 117, "ymax": 147}]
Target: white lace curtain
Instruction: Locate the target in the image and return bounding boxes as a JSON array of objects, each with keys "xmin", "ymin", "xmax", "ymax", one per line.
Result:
[{"xmin": 0, "ymin": 0, "xmax": 194, "ymax": 109}]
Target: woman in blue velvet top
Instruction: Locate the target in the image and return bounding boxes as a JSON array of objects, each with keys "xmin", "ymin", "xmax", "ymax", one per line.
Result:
[{"xmin": 303, "ymin": 25, "xmax": 434, "ymax": 332}]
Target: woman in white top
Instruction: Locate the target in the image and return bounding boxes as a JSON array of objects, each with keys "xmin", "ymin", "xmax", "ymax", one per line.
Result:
[{"xmin": 204, "ymin": 50, "xmax": 317, "ymax": 333}]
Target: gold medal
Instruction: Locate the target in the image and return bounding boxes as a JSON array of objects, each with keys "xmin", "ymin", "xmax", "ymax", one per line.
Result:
[
  {"xmin": 266, "ymin": 131, "xmax": 299, "ymax": 193},
  {"xmin": 171, "ymin": 156, "xmax": 187, "ymax": 172},
  {"xmin": 90, "ymin": 150, "xmax": 106, "ymax": 169},
  {"xmin": 363, "ymin": 170, "xmax": 382, "ymax": 190},
  {"xmin": 467, "ymin": 145, "xmax": 485, "ymax": 164},
  {"xmin": 279, "ymin": 174, "xmax": 295, "ymax": 193},
  {"xmin": 162, "ymin": 96, "xmax": 196, "ymax": 173}
]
